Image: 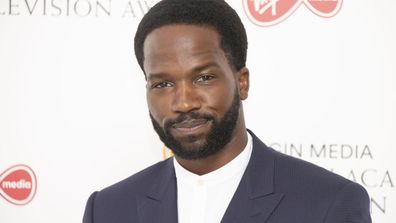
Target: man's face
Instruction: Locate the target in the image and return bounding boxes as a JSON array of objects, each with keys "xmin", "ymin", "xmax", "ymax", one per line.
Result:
[{"xmin": 143, "ymin": 25, "xmax": 244, "ymax": 160}]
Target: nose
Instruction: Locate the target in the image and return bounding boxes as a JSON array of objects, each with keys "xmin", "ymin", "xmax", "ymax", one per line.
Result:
[{"xmin": 171, "ymin": 82, "xmax": 201, "ymax": 113}]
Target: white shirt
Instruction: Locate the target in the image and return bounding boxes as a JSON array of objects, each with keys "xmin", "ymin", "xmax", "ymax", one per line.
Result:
[{"xmin": 173, "ymin": 132, "xmax": 253, "ymax": 223}]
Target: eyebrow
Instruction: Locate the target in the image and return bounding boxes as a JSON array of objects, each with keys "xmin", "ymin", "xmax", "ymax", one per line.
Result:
[
  {"xmin": 146, "ymin": 72, "xmax": 168, "ymax": 81},
  {"xmin": 147, "ymin": 62, "xmax": 220, "ymax": 81},
  {"xmin": 191, "ymin": 62, "xmax": 220, "ymax": 73}
]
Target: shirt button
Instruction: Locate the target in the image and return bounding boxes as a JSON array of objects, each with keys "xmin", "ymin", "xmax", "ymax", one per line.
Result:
[{"xmin": 197, "ymin": 179, "xmax": 204, "ymax": 186}]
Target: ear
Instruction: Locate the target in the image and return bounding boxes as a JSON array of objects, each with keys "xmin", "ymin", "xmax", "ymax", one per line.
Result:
[{"xmin": 236, "ymin": 67, "xmax": 249, "ymax": 100}]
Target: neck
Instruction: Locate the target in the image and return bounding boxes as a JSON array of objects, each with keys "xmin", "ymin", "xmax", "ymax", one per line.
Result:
[{"xmin": 174, "ymin": 114, "xmax": 248, "ymax": 176}]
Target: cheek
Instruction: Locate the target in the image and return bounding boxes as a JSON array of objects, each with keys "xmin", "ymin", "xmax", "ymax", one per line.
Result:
[
  {"xmin": 147, "ymin": 93, "xmax": 169, "ymax": 123},
  {"xmin": 202, "ymin": 85, "xmax": 235, "ymax": 113}
]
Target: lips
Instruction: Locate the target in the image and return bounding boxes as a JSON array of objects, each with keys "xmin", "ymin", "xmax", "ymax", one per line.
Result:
[
  {"xmin": 172, "ymin": 118, "xmax": 211, "ymax": 134},
  {"xmin": 173, "ymin": 118, "xmax": 209, "ymax": 129}
]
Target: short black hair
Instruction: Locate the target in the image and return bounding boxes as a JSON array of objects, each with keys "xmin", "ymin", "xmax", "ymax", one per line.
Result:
[{"xmin": 134, "ymin": 0, "xmax": 248, "ymax": 74}]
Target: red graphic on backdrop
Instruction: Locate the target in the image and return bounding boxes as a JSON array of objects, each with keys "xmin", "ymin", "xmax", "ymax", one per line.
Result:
[
  {"xmin": 0, "ymin": 164, "xmax": 37, "ymax": 205},
  {"xmin": 243, "ymin": 0, "xmax": 343, "ymax": 27}
]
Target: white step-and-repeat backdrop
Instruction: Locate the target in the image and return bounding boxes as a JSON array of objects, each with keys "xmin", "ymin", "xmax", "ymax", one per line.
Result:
[{"xmin": 1, "ymin": 0, "xmax": 395, "ymax": 222}]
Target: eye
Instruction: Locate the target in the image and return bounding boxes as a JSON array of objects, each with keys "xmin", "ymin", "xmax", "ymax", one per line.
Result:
[
  {"xmin": 196, "ymin": 74, "xmax": 215, "ymax": 83},
  {"xmin": 153, "ymin": 81, "xmax": 173, "ymax": 89}
]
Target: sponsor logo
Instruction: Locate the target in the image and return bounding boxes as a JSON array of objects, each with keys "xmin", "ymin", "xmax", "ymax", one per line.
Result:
[
  {"xmin": 243, "ymin": 0, "xmax": 343, "ymax": 27},
  {"xmin": 0, "ymin": 164, "xmax": 37, "ymax": 205},
  {"xmin": 162, "ymin": 145, "xmax": 173, "ymax": 160}
]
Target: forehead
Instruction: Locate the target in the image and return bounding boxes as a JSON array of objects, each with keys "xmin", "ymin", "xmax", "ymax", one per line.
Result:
[{"xmin": 143, "ymin": 24, "xmax": 226, "ymax": 75}]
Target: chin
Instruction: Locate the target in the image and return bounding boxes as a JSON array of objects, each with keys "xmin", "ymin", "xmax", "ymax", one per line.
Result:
[
  {"xmin": 173, "ymin": 134, "xmax": 205, "ymax": 147},
  {"xmin": 169, "ymin": 138, "xmax": 212, "ymax": 160}
]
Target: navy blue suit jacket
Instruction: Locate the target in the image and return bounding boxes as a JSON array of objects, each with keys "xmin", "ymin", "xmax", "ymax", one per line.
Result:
[{"xmin": 83, "ymin": 131, "xmax": 371, "ymax": 223}]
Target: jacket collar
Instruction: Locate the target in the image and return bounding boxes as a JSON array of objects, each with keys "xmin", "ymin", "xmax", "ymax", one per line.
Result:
[
  {"xmin": 220, "ymin": 130, "xmax": 284, "ymax": 223},
  {"xmin": 137, "ymin": 158, "xmax": 178, "ymax": 223}
]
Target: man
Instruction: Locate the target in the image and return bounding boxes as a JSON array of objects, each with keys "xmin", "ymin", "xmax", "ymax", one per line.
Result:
[{"xmin": 83, "ymin": 0, "xmax": 371, "ymax": 222}]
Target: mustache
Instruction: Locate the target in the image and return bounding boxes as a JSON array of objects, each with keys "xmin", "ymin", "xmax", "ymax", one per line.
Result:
[{"xmin": 164, "ymin": 111, "xmax": 214, "ymax": 129}]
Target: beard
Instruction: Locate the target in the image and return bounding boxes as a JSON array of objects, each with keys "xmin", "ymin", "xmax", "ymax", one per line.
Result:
[{"xmin": 150, "ymin": 91, "xmax": 241, "ymax": 160}]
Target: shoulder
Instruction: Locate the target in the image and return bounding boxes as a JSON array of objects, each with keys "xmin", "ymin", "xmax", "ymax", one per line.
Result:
[
  {"xmin": 90, "ymin": 158, "xmax": 173, "ymax": 208},
  {"xmin": 274, "ymin": 153, "xmax": 370, "ymax": 222},
  {"xmin": 251, "ymin": 134, "xmax": 371, "ymax": 222},
  {"xmin": 100, "ymin": 158, "xmax": 172, "ymax": 196},
  {"xmin": 83, "ymin": 159, "xmax": 174, "ymax": 222},
  {"xmin": 271, "ymin": 150, "xmax": 371, "ymax": 222},
  {"xmin": 265, "ymin": 145, "xmax": 364, "ymax": 197}
]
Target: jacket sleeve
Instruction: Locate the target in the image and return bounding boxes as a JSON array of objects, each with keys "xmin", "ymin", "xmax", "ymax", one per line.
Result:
[
  {"xmin": 324, "ymin": 182, "xmax": 372, "ymax": 223},
  {"xmin": 83, "ymin": 191, "xmax": 98, "ymax": 223}
]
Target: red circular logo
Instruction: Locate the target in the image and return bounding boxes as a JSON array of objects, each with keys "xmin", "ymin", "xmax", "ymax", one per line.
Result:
[
  {"xmin": 243, "ymin": 0, "xmax": 343, "ymax": 27},
  {"xmin": 0, "ymin": 164, "xmax": 37, "ymax": 205}
]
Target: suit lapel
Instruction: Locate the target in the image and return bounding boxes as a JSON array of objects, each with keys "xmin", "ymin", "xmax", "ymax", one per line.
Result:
[
  {"xmin": 221, "ymin": 131, "xmax": 284, "ymax": 223},
  {"xmin": 137, "ymin": 158, "xmax": 178, "ymax": 223}
]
